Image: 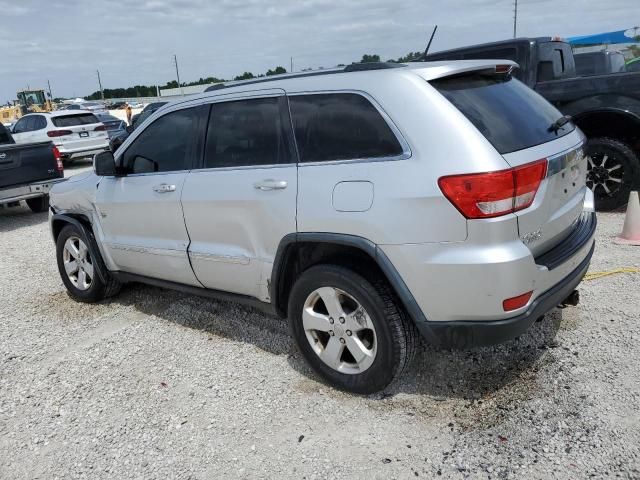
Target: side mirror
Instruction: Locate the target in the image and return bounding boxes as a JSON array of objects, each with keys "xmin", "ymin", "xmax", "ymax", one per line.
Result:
[{"xmin": 94, "ymin": 151, "xmax": 117, "ymax": 176}]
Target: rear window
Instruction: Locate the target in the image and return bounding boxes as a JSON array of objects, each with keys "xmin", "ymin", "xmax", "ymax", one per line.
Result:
[
  {"xmin": 432, "ymin": 74, "xmax": 574, "ymax": 154},
  {"xmin": 52, "ymin": 113, "xmax": 100, "ymax": 127}
]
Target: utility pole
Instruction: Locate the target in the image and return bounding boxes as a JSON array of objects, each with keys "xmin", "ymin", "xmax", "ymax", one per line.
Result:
[
  {"xmin": 96, "ymin": 69, "xmax": 104, "ymax": 101},
  {"xmin": 513, "ymin": 0, "xmax": 518, "ymax": 39},
  {"xmin": 174, "ymin": 54, "xmax": 184, "ymax": 95},
  {"xmin": 290, "ymin": 57, "xmax": 293, "ymax": 73}
]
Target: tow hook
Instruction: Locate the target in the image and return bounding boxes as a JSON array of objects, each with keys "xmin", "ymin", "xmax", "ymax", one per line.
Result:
[{"xmin": 558, "ymin": 290, "xmax": 580, "ymax": 309}]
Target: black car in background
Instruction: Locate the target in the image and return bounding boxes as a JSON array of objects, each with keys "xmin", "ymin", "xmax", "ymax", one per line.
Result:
[
  {"xmin": 574, "ymin": 51, "xmax": 627, "ymax": 76},
  {"xmin": 95, "ymin": 113, "xmax": 127, "ymax": 139}
]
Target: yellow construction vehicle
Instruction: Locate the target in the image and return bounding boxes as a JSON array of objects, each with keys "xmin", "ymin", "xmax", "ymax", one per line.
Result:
[
  {"xmin": 0, "ymin": 103, "xmax": 22, "ymax": 125},
  {"xmin": 0, "ymin": 89, "xmax": 54, "ymax": 125},
  {"xmin": 17, "ymin": 89, "xmax": 54, "ymax": 112}
]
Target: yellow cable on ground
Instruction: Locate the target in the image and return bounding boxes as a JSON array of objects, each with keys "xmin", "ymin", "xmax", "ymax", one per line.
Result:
[{"xmin": 584, "ymin": 267, "xmax": 640, "ymax": 281}]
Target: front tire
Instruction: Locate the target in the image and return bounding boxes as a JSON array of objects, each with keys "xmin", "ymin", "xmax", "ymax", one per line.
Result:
[
  {"xmin": 26, "ymin": 195, "xmax": 49, "ymax": 213},
  {"xmin": 585, "ymin": 137, "xmax": 640, "ymax": 211},
  {"xmin": 56, "ymin": 224, "xmax": 121, "ymax": 303},
  {"xmin": 288, "ymin": 265, "xmax": 417, "ymax": 394}
]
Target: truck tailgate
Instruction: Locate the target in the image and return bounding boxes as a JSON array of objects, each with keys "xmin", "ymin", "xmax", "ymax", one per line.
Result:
[{"xmin": 0, "ymin": 141, "xmax": 62, "ymax": 190}]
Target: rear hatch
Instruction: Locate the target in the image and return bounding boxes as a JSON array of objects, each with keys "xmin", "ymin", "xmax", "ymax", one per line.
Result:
[
  {"xmin": 50, "ymin": 113, "xmax": 109, "ymax": 151},
  {"xmin": 0, "ymin": 142, "xmax": 62, "ymax": 190},
  {"xmin": 432, "ymin": 69, "xmax": 586, "ymax": 255}
]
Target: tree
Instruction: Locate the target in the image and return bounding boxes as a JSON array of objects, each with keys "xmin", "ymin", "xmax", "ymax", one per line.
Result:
[
  {"xmin": 234, "ymin": 72, "xmax": 255, "ymax": 81},
  {"xmin": 395, "ymin": 51, "xmax": 423, "ymax": 63},
  {"xmin": 266, "ymin": 66, "xmax": 287, "ymax": 76},
  {"xmin": 360, "ymin": 54, "xmax": 380, "ymax": 63}
]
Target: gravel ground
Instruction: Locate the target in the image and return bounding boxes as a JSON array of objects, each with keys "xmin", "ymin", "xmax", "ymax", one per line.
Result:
[{"xmin": 0, "ymin": 190, "xmax": 638, "ymax": 479}]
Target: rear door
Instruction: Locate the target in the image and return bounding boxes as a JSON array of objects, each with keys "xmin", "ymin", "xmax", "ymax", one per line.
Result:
[
  {"xmin": 50, "ymin": 113, "xmax": 109, "ymax": 149},
  {"xmin": 432, "ymin": 71, "xmax": 586, "ymax": 255},
  {"xmin": 181, "ymin": 92, "xmax": 297, "ymax": 299},
  {"xmin": 95, "ymin": 105, "xmax": 207, "ymax": 286}
]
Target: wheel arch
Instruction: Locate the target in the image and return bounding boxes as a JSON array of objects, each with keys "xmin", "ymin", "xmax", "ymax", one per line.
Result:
[
  {"xmin": 51, "ymin": 213, "xmax": 93, "ymax": 242},
  {"xmin": 270, "ymin": 233, "xmax": 430, "ymax": 334},
  {"xmin": 572, "ymin": 108, "xmax": 640, "ymax": 150}
]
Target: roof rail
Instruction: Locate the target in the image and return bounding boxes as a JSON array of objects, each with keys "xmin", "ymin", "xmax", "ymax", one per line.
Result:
[{"xmin": 204, "ymin": 62, "xmax": 407, "ymax": 93}]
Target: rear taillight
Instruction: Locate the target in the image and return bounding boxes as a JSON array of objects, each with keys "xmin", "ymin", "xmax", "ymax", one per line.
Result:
[
  {"xmin": 94, "ymin": 124, "xmax": 106, "ymax": 131},
  {"xmin": 438, "ymin": 159, "xmax": 547, "ymax": 219},
  {"xmin": 47, "ymin": 130, "xmax": 72, "ymax": 137},
  {"xmin": 52, "ymin": 146, "xmax": 64, "ymax": 172}
]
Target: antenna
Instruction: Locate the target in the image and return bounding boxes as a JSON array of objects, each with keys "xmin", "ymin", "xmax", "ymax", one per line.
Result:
[
  {"xmin": 174, "ymin": 54, "xmax": 184, "ymax": 96},
  {"xmin": 513, "ymin": 0, "xmax": 518, "ymax": 38},
  {"xmin": 423, "ymin": 25, "xmax": 438, "ymax": 57}
]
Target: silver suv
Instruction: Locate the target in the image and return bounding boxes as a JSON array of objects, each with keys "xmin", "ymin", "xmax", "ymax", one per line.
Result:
[{"xmin": 49, "ymin": 60, "xmax": 596, "ymax": 393}]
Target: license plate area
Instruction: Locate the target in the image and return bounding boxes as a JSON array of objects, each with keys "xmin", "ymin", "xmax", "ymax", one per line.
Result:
[{"xmin": 79, "ymin": 131, "xmax": 89, "ymax": 138}]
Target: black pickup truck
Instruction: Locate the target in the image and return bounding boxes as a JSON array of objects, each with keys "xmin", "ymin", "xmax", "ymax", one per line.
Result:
[
  {"xmin": 426, "ymin": 37, "xmax": 640, "ymax": 210},
  {"xmin": 0, "ymin": 123, "xmax": 65, "ymax": 213}
]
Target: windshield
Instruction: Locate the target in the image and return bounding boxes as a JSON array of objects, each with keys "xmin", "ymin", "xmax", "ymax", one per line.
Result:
[{"xmin": 432, "ymin": 73, "xmax": 574, "ymax": 154}]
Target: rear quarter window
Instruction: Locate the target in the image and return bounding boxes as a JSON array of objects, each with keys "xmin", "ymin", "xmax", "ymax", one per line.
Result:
[
  {"xmin": 289, "ymin": 93, "xmax": 404, "ymax": 162},
  {"xmin": 52, "ymin": 114, "xmax": 99, "ymax": 127},
  {"xmin": 432, "ymin": 74, "xmax": 574, "ymax": 154}
]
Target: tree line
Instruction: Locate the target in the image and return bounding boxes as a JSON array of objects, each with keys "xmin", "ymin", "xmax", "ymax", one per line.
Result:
[{"xmin": 85, "ymin": 52, "xmax": 423, "ymax": 100}]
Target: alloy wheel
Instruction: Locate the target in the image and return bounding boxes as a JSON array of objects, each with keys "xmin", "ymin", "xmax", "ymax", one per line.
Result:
[
  {"xmin": 302, "ymin": 287, "xmax": 377, "ymax": 374},
  {"xmin": 62, "ymin": 236, "xmax": 94, "ymax": 291},
  {"xmin": 586, "ymin": 152, "xmax": 624, "ymax": 198}
]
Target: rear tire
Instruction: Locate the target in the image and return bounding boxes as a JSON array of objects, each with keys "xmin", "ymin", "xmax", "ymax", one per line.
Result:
[
  {"xmin": 288, "ymin": 264, "xmax": 417, "ymax": 394},
  {"xmin": 26, "ymin": 195, "xmax": 49, "ymax": 213},
  {"xmin": 585, "ymin": 137, "xmax": 639, "ymax": 211},
  {"xmin": 56, "ymin": 224, "xmax": 121, "ymax": 303}
]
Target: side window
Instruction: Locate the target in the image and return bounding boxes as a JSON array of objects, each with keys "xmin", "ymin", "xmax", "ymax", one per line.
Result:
[
  {"xmin": 204, "ymin": 97, "xmax": 291, "ymax": 168},
  {"xmin": 13, "ymin": 116, "xmax": 32, "ymax": 134},
  {"xmin": 33, "ymin": 115, "xmax": 47, "ymax": 130},
  {"xmin": 122, "ymin": 107, "xmax": 201, "ymax": 174},
  {"xmin": 288, "ymin": 93, "xmax": 404, "ymax": 163}
]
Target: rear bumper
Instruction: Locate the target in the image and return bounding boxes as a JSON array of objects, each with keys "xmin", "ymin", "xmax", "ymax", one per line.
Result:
[
  {"xmin": 58, "ymin": 144, "xmax": 109, "ymax": 159},
  {"xmin": 0, "ymin": 177, "xmax": 66, "ymax": 204},
  {"xmin": 380, "ymin": 209, "xmax": 596, "ymax": 349},
  {"xmin": 420, "ymin": 240, "xmax": 594, "ymax": 348}
]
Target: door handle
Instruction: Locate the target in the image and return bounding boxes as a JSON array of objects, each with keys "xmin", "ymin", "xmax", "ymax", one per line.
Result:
[
  {"xmin": 153, "ymin": 183, "xmax": 176, "ymax": 193},
  {"xmin": 254, "ymin": 179, "xmax": 288, "ymax": 191}
]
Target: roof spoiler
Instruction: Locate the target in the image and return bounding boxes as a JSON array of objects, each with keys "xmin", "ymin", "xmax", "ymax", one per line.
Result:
[{"xmin": 415, "ymin": 60, "xmax": 519, "ymax": 81}]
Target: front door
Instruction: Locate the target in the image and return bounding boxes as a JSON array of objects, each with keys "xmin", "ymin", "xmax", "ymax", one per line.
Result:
[
  {"xmin": 181, "ymin": 93, "xmax": 297, "ymax": 300},
  {"xmin": 95, "ymin": 105, "xmax": 207, "ymax": 286},
  {"xmin": 10, "ymin": 116, "xmax": 36, "ymax": 143}
]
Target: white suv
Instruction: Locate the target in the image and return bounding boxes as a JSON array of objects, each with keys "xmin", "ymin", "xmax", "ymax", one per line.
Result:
[
  {"xmin": 11, "ymin": 111, "xmax": 109, "ymax": 161},
  {"xmin": 49, "ymin": 60, "xmax": 596, "ymax": 393}
]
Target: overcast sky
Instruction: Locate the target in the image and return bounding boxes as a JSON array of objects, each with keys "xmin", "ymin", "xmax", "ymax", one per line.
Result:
[{"xmin": 1, "ymin": 0, "xmax": 637, "ymax": 102}]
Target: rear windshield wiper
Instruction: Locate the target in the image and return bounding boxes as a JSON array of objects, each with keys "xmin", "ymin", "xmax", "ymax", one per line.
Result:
[{"xmin": 548, "ymin": 115, "xmax": 572, "ymax": 133}]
